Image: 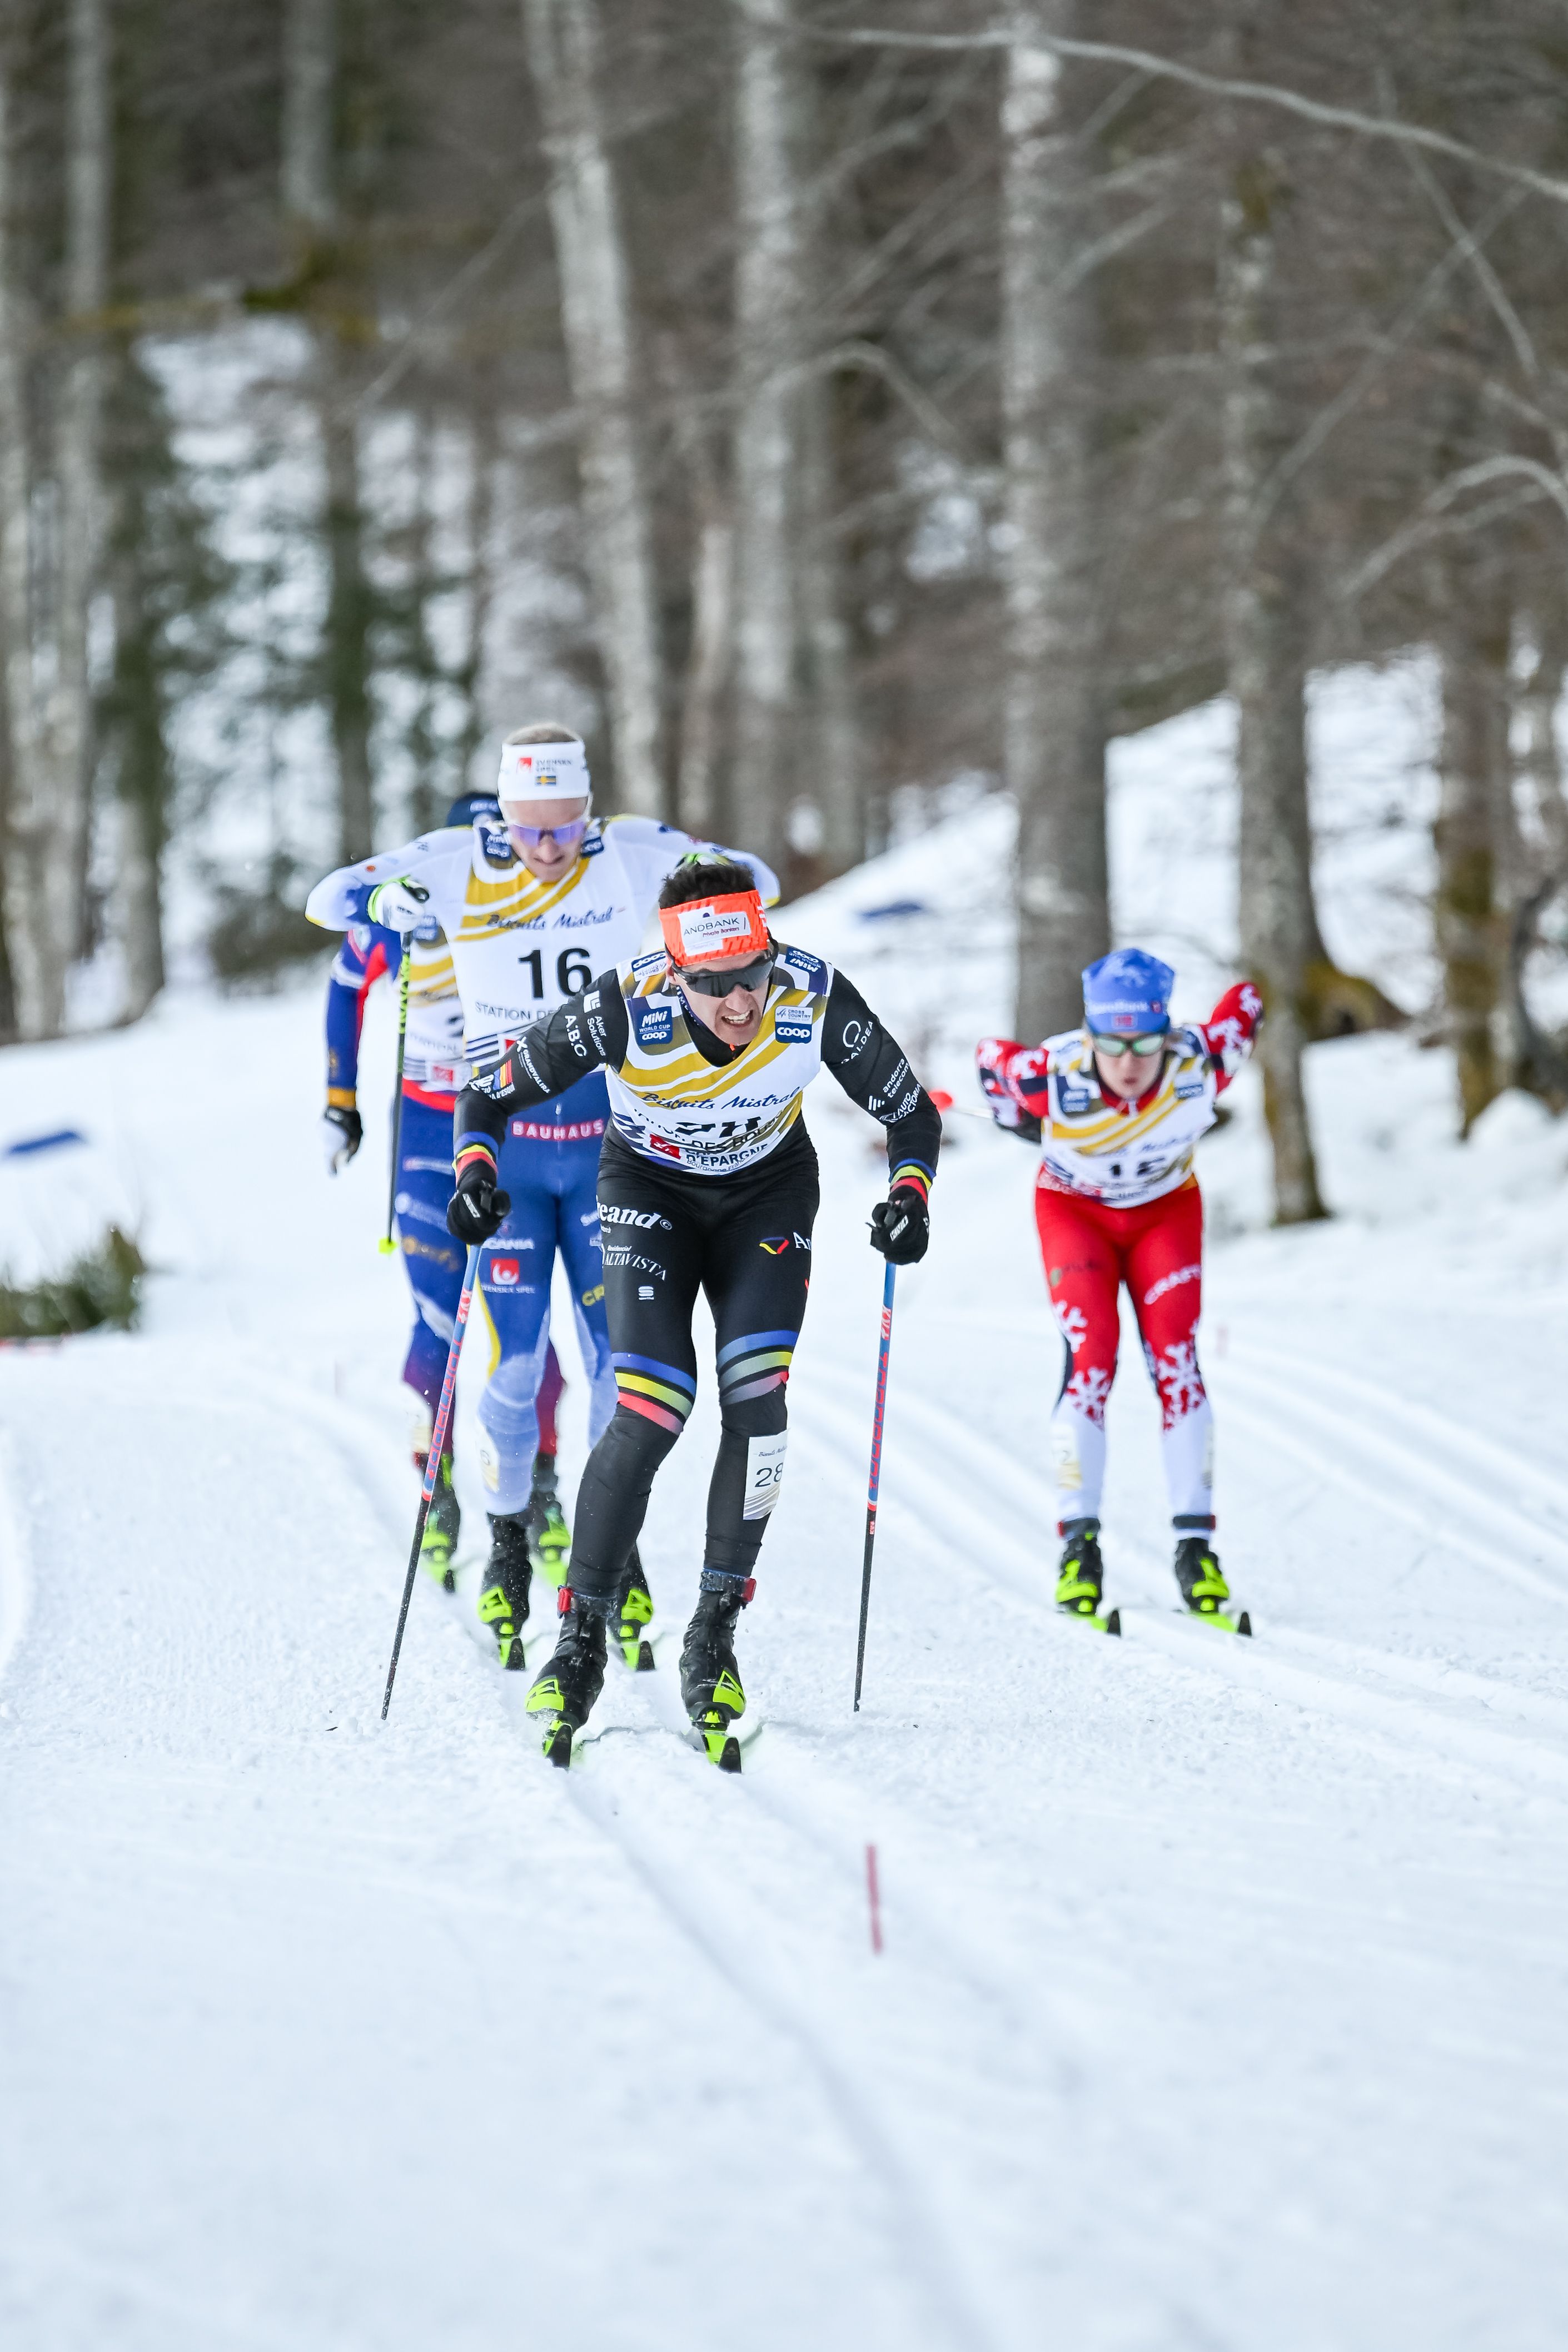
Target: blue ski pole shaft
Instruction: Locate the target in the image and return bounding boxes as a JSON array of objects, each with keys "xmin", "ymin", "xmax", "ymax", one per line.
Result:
[
  {"xmin": 853, "ymin": 1261, "xmax": 897, "ymax": 1712},
  {"xmin": 381, "ymin": 1243, "xmax": 480, "ymax": 1720},
  {"xmin": 380, "ymin": 946, "xmax": 412, "ymax": 1255}
]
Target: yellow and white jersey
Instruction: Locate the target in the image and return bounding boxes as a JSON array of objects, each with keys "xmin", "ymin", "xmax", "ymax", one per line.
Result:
[
  {"xmin": 307, "ymin": 816, "xmax": 779, "ymax": 1067},
  {"xmin": 402, "ymin": 925, "xmax": 470, "ymax": 1090},
  {"xmin": 606, "ymin": 944, "xmax": 832, "ymax": 1175},
  {"xmin": 1028, "ymin": 1027, "xmax": 1224, "ymax": 1209}
]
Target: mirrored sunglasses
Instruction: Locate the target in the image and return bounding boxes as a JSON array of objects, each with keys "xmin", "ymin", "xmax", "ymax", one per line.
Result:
[
  {"xmin": 1088, "ymin": 1031, "xmax": 1166, "ymax": 1058},
  {"xmin": 506, "ymin": 816, "xmax": 590, "ymax": 851},
  {"xmin": 679, "ymin": 952, "xmax": 775, "ymax": 998}
]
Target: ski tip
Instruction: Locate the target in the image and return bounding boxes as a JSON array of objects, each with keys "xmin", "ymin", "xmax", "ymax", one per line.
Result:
[
  {"xmin": 1104, "ymin": 1606, "xmax": 1122, "ymax": 1637},
  {"xmin": 501, "ymin": 1634, "xmax": 526, "ymax": 1671},
  {"xmin": 544, "ymin": 1721, "xmax": 573, "ymax": 1769},
  {"xmin": 716, "ymin": 1734, "xmax": 743, "ymax": 1774},
  {"xmin": 634, "ymin": 1638, "xmax": 656, "ymax": 1673},
  {"xmin": 1237, "ymin": 1609, "xmax": 1253, "ymax": 1637}
]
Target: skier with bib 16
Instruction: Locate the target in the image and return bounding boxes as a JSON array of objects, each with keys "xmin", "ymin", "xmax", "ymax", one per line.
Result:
[
  {"xmin": 306, "ymin": 730, "xmax": 777, "ymax": 1677},
  {"xmin": 975, "ymin": 949, "xmax": 1260, "ymax": 1629},
  {"xmin": 318, "ymin": 790, "xmax": 568, "ymax": 1594},
  {"xmin": 446, "ymin": 856, "xmax": 940, "ymax": 1768}
]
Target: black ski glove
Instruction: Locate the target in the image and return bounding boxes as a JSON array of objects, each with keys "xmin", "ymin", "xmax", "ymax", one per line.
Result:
[
  {"xmin": 447, "ymin": 1163, "xmax": 512, "ymax": 1245},
  {"xmin": 323, "ymin": 1102, "xmax": 363, "ymax": 1174},
  {"xmin": 869, "ymin": 1185, "xmax": 929, "ymax": 1266}
]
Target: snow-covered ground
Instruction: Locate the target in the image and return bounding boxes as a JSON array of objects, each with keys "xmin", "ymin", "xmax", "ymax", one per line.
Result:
[{"xmin": 7, "ymin": 752, "xmax": 1568, "ymax": 2348}]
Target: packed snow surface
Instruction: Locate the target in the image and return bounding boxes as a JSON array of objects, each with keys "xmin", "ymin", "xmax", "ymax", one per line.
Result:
[{"xmin": 7, "ymin": 754, "xmax": 1568, "ymax": 2346}]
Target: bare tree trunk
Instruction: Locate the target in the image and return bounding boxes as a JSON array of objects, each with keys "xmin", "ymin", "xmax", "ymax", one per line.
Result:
[
  {"xmin": 798, "ymin": 362, "xmax": 861, "ymax": 875},
  {"xmin": 110, "ymin": 545, "xmax": 167, "ymax": 1022},
  {"xmin": 730, "ymin": 0, "xmax": 805, "ymax": 872},
  {"xmin": 282, "ymin": 0, "xmax": 336, "ymax": 254},
  {"xmin": 281, "ymin": 0, "xmax": 375, "ymax": 864},
  {"xmin": 1002, "ymin": 4, "xmax": 1108, "ymax": 1041},
  {"xmin": 1219, "ymin": 145, "xmax": 1327, "ymax": 1224},
  {"xmin": 0, "ymin": 56, "xmax": 51, "ymax": 1036},
  {"xmin": 521, "ymin": 0, "xmax": 664, "ymax": 815},
  {"xmin": 678, "ymin": 505, "xmax": 732, "ymax": 837},
  {"xmin": 53, "ymin": 0, "xmax": 109, "ymax": 972},
  {"xmin": 1513, "ymin": 603, "xmax": 1568, "ymax": 872},
  {"xmin": 323, "ymin": 359, "xmax": 373, "ymax": 862},
  {"xmin": 1434, "ymin": 561, "xmax": 1510, "ymax": 1133},
  {"xmin": 456, "ymin": 386, "xmax": 499, "ymax": 796}
]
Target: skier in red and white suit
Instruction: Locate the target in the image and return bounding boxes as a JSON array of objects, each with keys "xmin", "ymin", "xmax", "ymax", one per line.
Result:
[{"xmin": 976, "ymin": 948, "xmax": 1260, "ymax": 1622}]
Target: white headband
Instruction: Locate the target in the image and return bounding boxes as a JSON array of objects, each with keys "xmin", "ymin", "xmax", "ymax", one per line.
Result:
[{"xmin": 496, "ymin": 738, "xmax": 590, "ymax": 801}]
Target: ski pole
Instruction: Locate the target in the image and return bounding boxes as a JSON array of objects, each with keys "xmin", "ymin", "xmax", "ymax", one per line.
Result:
[
  {"xmin": 853, "ymin": 1260, "xmax": 897, "ymax": 1713},
  {"xmin": 379, "ymin": 944, "xmax": 412, "ymax": 1254},
  {"xmin": 381, "ymin": 1242, "xmax": 480, "ymax": 1720}
]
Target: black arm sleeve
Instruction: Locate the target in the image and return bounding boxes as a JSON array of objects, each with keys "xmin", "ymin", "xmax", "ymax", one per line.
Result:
[
  {"xmin": 819, "ymin": 968, "xmax": 942, "ymax": 1186},
  {"xmin": 453, "ymin": 972, "xmax": 629, "ymax": 1158}
]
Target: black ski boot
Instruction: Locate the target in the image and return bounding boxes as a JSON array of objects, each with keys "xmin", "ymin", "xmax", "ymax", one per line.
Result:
[
  {"xmin": 1173, "ymin": 1537, "xmax": 1250, "ymax": 1634},
  {"xmin": 526, "ymin": 1453, "xmax": 571, "ymax": 1589},
  {"xmin": 477, "ymin": 1511, "xmax": 532, "ymax": 1669},
  {"xmin": 609, "ymin": 1545, "xmax": 656, "ymax": 1673},
  {"xmin": 416, "ymin": 1451, "xmax": 460, "ymax": 1592},
  {"xmin": 680, "ymin": 1579, "xmax": 748, "ymax": 1772},
  {"xmin": 525, "ymin": 1591, "xmax": 608, "ymax": 1767},
  {"xmin": 1054, "ymin": 1525, "xmax": 1119, "ymax": 1632}
]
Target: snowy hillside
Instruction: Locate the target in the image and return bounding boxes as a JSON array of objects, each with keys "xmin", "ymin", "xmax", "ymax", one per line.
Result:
[{"xmin": 6, "ymin": 689, "xmax": 1568, "ymax": 2349}]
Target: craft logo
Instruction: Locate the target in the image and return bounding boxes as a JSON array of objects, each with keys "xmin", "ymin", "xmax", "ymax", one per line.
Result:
[{"xmin": 490, "ymin": 1257, "xmax": 521, "ymax": 1286}]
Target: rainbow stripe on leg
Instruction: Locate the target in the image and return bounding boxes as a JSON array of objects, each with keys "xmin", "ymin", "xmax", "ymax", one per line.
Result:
[{"xmin": 613, "ymin": 1354, "xmax": 696, "ymax": 1435}]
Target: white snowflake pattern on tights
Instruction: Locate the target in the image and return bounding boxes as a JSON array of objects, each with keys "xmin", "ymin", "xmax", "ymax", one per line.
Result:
[
  {"xmin": 1052, "ymin": 1300, "xmax": 1089, "ymax": 1352},
  {"xmin": 1153, "ymin": 1337, "xmax": 1207, "ymax": 1430},
  {"xmin": 1064, "ymin": 1365, "xmax": 1113, "ymax": 1428}
]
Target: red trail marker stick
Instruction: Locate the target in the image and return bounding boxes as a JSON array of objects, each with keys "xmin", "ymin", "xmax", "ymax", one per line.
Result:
[
  {"xmin": 865, "ymin": 1843, "xmax": 884, "ymax": 1955},
  {"xmin": 853, "ymin": 1262, "xmax": 897, "ymax": 1712},
  {"xmin": 381, "ymin": 1242, "xmax": 480, "ymax": 1719}
]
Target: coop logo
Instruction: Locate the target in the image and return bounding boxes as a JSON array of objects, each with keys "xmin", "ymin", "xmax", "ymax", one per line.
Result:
[
  {"xmin": 774, "ymin": 1013, "xmax": 814, "ymax": 1045},
  {"xmin": 635, "ymin": 1003, "xmax": 673, "ymax": 1046}
]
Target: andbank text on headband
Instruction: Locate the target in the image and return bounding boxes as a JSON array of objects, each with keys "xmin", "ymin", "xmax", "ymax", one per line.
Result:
[{"xmin": 659, "ymin": 890, "xmax": 771, "ymax": 986}]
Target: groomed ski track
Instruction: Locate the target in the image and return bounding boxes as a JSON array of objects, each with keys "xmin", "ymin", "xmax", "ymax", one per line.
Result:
[{"xmin": 3, "ymin": 983, "xmax": 1568, "ymax": 2349}]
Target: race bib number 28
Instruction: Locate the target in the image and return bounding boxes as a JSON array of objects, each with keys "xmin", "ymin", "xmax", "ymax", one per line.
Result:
[{"xmin": 742, "ymin": 1431, "xmax": 788, "ymax": 1521}]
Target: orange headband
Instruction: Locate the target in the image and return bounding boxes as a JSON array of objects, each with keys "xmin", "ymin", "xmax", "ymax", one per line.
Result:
[{"xmin": 659, "ymin": 889, "xmax": 770, "ymax": 967}]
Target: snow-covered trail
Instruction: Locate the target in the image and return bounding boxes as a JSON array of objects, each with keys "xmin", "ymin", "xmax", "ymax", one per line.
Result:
[{"xmin": 3, "ymin": 983, "xmax": 1568, "ymax": 2350}]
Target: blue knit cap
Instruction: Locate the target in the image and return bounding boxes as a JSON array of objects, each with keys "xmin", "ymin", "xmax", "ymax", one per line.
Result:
[
  {"xmin": 446, "ymin": 792, "xmax": 501, "ymax": 828},
  {"xmin": 1082, "ymin": 947, "xmax": 1174, "ymax": 1035}
]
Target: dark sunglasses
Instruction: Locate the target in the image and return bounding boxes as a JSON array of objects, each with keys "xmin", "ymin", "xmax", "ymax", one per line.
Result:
[
  {"xmin": 679, "ymin": 952, "xmax": 775, "ymax": 998},
  {"xmin": 1088, "ymin": 1031, "xmax": 1166, "ymax": 1058}
]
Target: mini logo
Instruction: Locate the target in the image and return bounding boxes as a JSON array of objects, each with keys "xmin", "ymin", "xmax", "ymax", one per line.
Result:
[{"xmin": 490, "ymin": 1257, "xmax": 521, "ymax": 1285}]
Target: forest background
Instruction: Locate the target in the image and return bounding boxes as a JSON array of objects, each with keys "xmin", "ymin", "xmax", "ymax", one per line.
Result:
[{"xmin": 4, "ymin": 0, "xmax": 1568, "ymax": 1224}]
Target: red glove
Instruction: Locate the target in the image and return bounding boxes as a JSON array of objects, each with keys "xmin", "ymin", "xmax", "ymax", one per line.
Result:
[{"xmin": 1198, "ymin": 982, "xmax": 1262, "ymax": 1091}]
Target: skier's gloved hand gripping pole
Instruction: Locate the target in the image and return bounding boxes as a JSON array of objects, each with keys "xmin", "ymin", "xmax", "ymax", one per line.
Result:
[{"xmin": 382, "ymin": 1240, "xmax": 481, "ymax": 1718}]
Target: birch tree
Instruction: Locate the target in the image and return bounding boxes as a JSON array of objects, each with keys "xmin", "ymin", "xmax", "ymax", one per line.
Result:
[
  {"xmin": 730, "ymin": 0, "xmax": 808, "ymax": 869},
  {"xmin": 521, "ymin": 0, "xmax": 664, "ymax": 816},
  {"xmin": 0, "ymin": 0, "xmax": 109, "ymax": 1040},
  {"xmin": 283, "ymin": 0, "xmax": 374, "ymax": 864},
  {"xmin": 1218, "ymin": 144, "xmax": 1327, "ymax": 1221},
  {"xmin": 1002, "ymin": 2, "xmax": 1108, "ymax": 1040}
]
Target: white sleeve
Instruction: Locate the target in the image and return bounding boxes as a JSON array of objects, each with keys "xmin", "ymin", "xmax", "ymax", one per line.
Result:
[{"xmin": 305, "ymin": 830, "xmax": 472, "ymax": 932}]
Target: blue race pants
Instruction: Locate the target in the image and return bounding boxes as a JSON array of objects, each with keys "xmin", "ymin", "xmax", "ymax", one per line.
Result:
[{"xmin": 393, "ymin": 1090, "xmax": 563, "ymax": 1462}]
